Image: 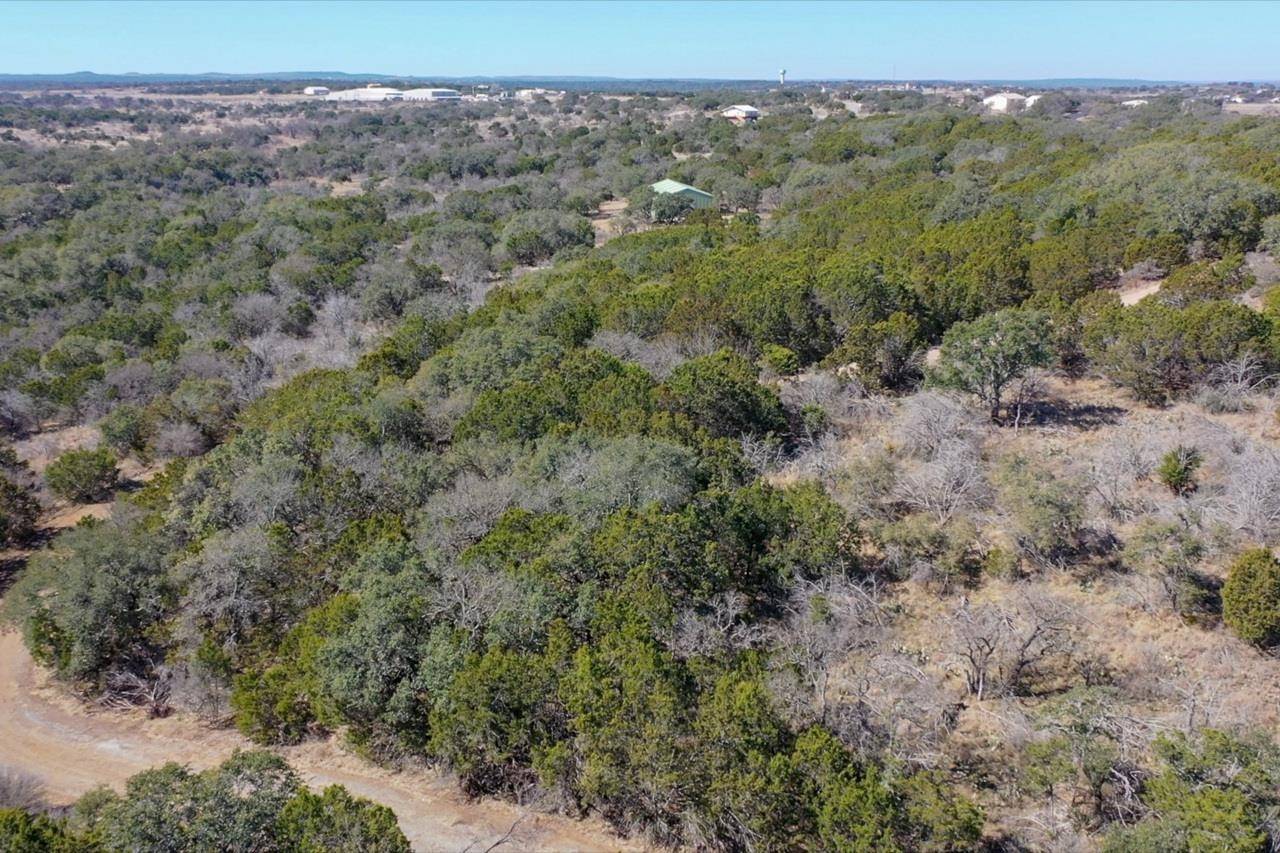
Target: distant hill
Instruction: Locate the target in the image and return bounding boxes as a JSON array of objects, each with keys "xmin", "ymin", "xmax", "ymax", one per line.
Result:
[
  {"xmin": 0, "ymin": 71, "xmax": 771, "ymax": 92},
  {"xmin": 0, "ymin": 70, "xmax": 757, "ymax": 89},
  {"xmin": 3, "ymin": 71, "xmax": 1268, "ymax": 92},
  {"xmin": 970, "ymin": 77, "xmax": 1186, "ymax": 88},
  {"xmin": 0, "ymin": 71, "xmax": 374, "ymax": 83}
]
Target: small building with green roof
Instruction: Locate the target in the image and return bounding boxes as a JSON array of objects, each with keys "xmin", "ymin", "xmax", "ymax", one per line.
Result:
[{"xmin": 650, "ymin": 179, "xmax": 715, "ymax": 209}]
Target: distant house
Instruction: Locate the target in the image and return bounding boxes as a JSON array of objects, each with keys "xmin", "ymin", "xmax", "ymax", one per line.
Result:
[
  {"xmin": 721, "ymin": 104, "xmax": 761, "ymax": 124},
  {"xmin": 1023, "ymin": 94, "xmax": 1043, "ymax": 108},
  {"xmin": 651, "ymin": 179, "xmax": 715, "ymax": 209},
  {"xmin": 982, "ymin": 92, "xmax": 1027, "ymax": 114},
  {"xmin": 403, "ymin": 88, "xmax": 462, "ymax": 102},
  {"xmin": 302, "ymin": 86, "xmax": 330, "ymax": 97},
  {"xmin": 325, "ymin": 84, "xmax": 404, "ymax": 102},
  {"xmin": 1121, "ymin": 98, "xmax": 1149, "ymax": 108}
]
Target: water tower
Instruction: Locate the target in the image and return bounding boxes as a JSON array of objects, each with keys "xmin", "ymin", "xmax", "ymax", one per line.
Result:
[{"xmin": 779, "ymin": 68, "xmax": 787, "ymax": 87}]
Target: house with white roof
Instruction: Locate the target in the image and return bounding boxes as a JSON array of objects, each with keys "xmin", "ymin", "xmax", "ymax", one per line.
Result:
[
  {"xmin": 721, "ymin": 104, "xmax": 761, "ymax": 124},
  {"xmin": 982, "ymin": 92, "xmax": 1027, "ymax": 114}
]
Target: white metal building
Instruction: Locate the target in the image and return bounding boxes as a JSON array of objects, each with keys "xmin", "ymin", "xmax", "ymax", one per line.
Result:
[
  {"xmin": 402, "ymin": 88, "xmax": 463, "ymax": 102},
  {"xmin": 303, "ymin": 86, "xmax": 330, "ymax": 96},
  {"xmin": 325, "ymin": 84, "xmax": 404, "ymax": 102}
]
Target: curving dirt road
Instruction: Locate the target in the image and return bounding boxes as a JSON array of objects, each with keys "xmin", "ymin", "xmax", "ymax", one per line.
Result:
[{"xmin": 0, "ymin": 630, "xmax": 634, "ymax": 852}]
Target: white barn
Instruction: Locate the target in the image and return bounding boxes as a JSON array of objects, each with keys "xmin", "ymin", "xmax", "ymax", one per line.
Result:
[
  {"xmin": 303, "ymin": 86, "xmax": 330, "ymax": 96},
  {"xmin": 325, "ymin": 84, "xmax": 404, "ymax": 102},
  {"xmin": 402, "ymin": 88, "xmax": 462, "ymax": 102}
]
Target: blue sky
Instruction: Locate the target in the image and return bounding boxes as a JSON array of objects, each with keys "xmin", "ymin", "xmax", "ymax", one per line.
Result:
[{"xmin": 3, "ymin": 0, "xmax": 1277, "ymax": 81}]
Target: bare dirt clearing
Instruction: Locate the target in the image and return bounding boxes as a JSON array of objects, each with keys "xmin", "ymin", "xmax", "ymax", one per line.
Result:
[
  {"xmin": 591, "ymin": 198, "xmax": 630, "ymax": 245},
  {"xmin": 1224, "ymin": 103, "xmax": 1280, "ymax": 117},
  {"xmin": 0, "ymin": 628, "xmax": 634, "ymax": 852},
  {"xmin": 1118, "ymin": 277, "xmax": 1163, "ymax": 306},
  {"xmin": 12, "ymin": 424, "xmax": 100, "ymax": 474}
]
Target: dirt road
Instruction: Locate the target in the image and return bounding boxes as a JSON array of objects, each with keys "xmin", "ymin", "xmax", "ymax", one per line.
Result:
[{"xmin": 0, "ymin": 630, "xmax": 633, "ymax": 852}]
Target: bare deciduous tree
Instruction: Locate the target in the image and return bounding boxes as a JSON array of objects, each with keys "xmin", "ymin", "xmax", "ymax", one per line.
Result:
[
  {"xmin": 1085, "ymin": 431, "xmax": 1155, "ymax": 521},
  {"xmin": 0, "ymin": 390, "xmax": 38, "ymax": 436},
  {"xmin": 769, "ymin": 577, "xmax": 891, "ymax": 723},
  {"xmin": 1007, "ymin": 367, "xmax": 1049, "ymax": 431},
  {"xmin": 669, "ymin": 591, "xmax": 763, "ymax": 659},
  {"xmin": 0, "ymin": 765, "xmax": 47, "ymax": 812},
  {"xmin": 1218, "ymin": 445, "xmax": 1280, "ymax": 542},
  {"xmin": 178, "ymin": 525, "xmax": 277, "ymax": 649},
  {"xmin": 418, "ymin": 472, "xmax": 518, "ymax": 555},
  {"xmin": 831, "ymin": 650, "xmax": 961, "ymax": 766},
  {"xmin": 153, "ymin": 420, "xmax": 208, "ymax": 458},
  {"xmin": 779, "ymin": 371, "xmax": 865, "ymax": 424},
  {"xmin": 587, "ymin": 330, "xmax": 687, "ymax": 379},
  {"xmin": 230, "ymin": 292, "xmax": 284, "ymax": 337},
  {"xmin": 430, "ymin": 562, "xmax": 509, "ymax": 639},
  {"xmin": 102, "ymin": 362, "xmax": 159, "ymax": 407},
  {"xmin": 227, "ymin": 452, "xmax": 304, "ymax": 526},
  {"xmin": 895, "ymin": 392, "xmax": 983, "ymax": 460},
  {"xmin": 946, "ymin": 593, "xmax": 1076, "ymax": 700},
  {"xmin": 1194, "ymin": 352, "xmax": 1274, "ymax": 413},
  {"xmin": 783, "ymin": 432, "xmax": 850, "ymax": 481},
  {"xmin": 740, "ymin": 434, "xmax": 787, "ymax": 474},
  {"xmin": 895, "ymin": 439, "xmax": 990, "ymax": 523}
]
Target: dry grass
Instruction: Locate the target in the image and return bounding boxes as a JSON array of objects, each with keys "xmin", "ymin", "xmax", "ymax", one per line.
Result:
[
  {"xmin": 776, "ymin": 367, "xmax": 1280, "ymax": 843},
  {"xmin": 11, "ymin": 424, "xmax": 100, "ymax": 474}
]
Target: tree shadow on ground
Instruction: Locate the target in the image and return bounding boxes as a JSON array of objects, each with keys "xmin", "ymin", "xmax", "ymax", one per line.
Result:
[
  {"xmin": 0, "ymin": 549, "xmax": 32, "ymax": 597},
  {"xmin": 1012, "ymin": 396, "xmax": 1127, "ymax": 431}
]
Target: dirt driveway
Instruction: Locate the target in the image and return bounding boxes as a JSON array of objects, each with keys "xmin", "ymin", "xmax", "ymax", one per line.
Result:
[{"xmin": 0, "ymin": 629, "xmax": 633, "ymax": 852}]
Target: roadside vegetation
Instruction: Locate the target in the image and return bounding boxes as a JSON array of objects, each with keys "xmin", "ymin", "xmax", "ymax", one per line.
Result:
[
  {"xmin": 4, "ymin": 81, "xmax": 1280, "ymax": 849},
  {"xmin": 0, "ymin": 751, "xmax": 409, "ymax": 851}
]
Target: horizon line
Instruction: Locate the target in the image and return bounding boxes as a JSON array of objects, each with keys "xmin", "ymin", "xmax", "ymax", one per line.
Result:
[{"xmin": 4, "ymin": 70, "xmax": 1270, "ymax": 86}]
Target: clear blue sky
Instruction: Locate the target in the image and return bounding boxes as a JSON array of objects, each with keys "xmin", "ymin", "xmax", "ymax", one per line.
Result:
[{"xmin": 3, "ymin": 0, "xmax": 1277, "ymax": 81}]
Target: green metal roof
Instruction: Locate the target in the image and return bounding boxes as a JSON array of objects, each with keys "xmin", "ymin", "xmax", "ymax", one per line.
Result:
[{"xmin": 651, "ymin": 178, "xmax": 713, "ymax": 198}]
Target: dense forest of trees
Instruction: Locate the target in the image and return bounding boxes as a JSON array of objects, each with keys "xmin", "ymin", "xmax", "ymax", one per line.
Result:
[{"xmin": 4, "ymin": 83, "xmax": 1280, "ymax": 849}]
